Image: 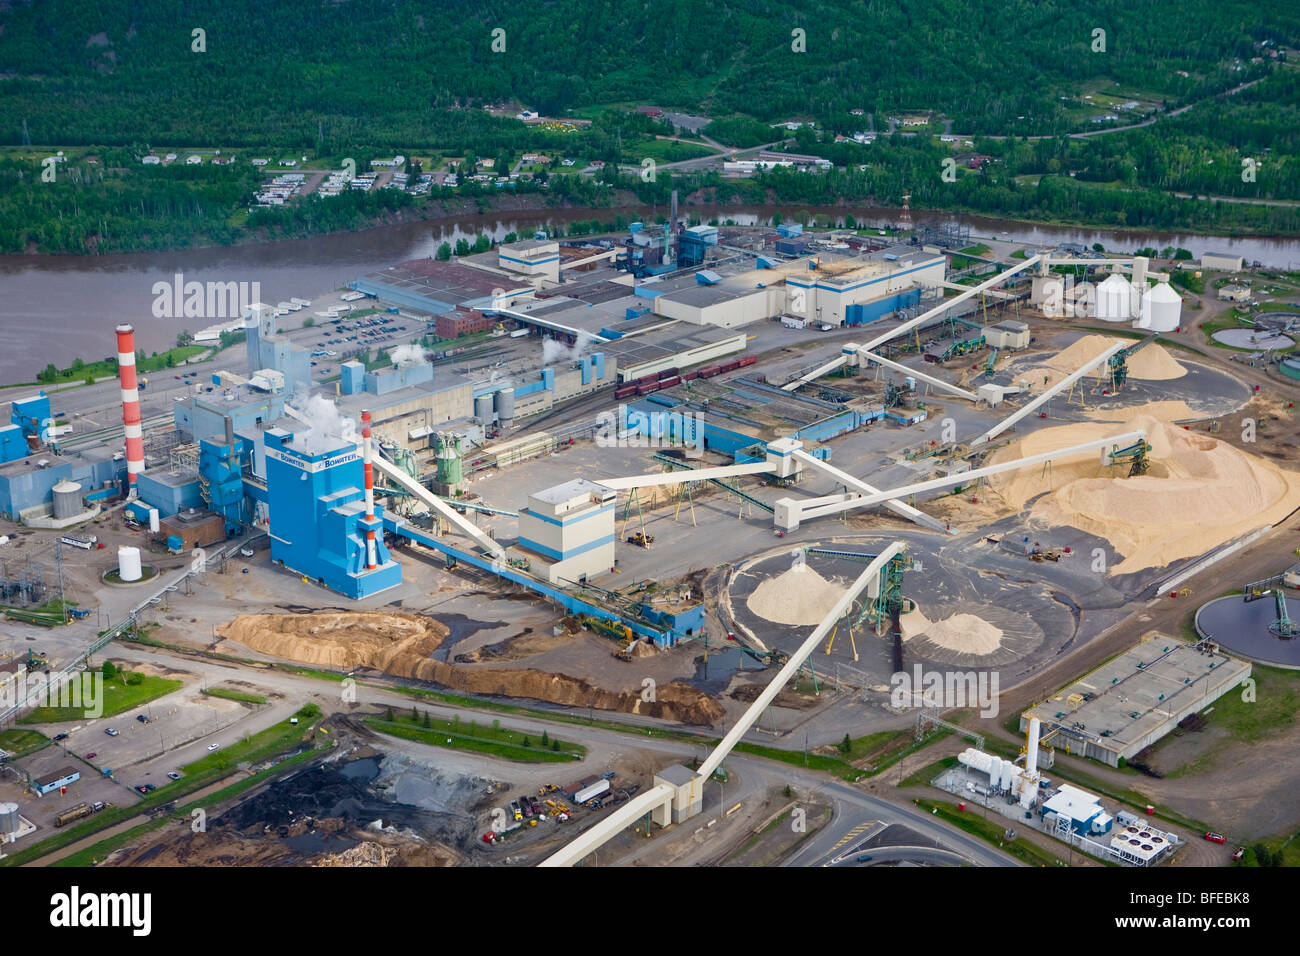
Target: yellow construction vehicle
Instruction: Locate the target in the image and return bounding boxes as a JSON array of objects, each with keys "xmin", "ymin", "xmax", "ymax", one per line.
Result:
[{"xmin": 626, "ymin": 530, "xmax": 655, "ymax": 548}]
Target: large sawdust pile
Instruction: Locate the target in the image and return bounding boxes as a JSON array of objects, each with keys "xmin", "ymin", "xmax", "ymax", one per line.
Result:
[
  {"xmin": 986, "ymin": 412, "xmax": 1300, "ymax": 574},
  {"xmin": 221, "ymin": 612, "xmax": 722, "ymax": 725},
  {"xmin": 1087, "ymin": 399, "xmax": 1200, "ymax": 423},
  {"xmin": 1030, "ymin": 334, "xmax": 1186, "ymax": 389},
  {"xmin": 220, "ymin": 612, "xmax": 446, "ymax": 672},
  {"xmin": 900, "ymin": 607, "xmax": 1004, "ymax": 655},
  {"xmin": 747, "ymin": 564, "xmax": 846, "ymax": 626}
]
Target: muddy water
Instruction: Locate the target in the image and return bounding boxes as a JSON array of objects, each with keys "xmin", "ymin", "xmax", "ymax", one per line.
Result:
[{"xmin": 1, "ymin": 202, "xmax": 1295, "ymax": 383}]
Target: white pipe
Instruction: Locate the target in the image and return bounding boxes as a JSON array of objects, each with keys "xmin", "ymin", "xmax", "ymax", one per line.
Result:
[
  {"xmin": 538, "ymin": 784, "xmax": 675, "ymax": 867},
  {"xmin": 970, "ymin": 343, "xmax": 1125, "ymax": 446},
  {"xmin": 791, "ymin": 448, "xmax": 950, "ymax": 533},
  {"xmin": 543, "ymin": 540, "xmax": 907, "ymax": 866},
  {"xmin": 370, "ymin": 454, "xmax": 505, "ymax": 559},
  {"xmin": 782, "ymin": 255, "xmax": 1043, "ymax": 392},
  {"xmin": 597, "ymin": 461, "xmax": 775, "ymax": 491},
  {"xmin": 774, "ymin": 430, "xmax": 1145, "ymax": 529},
  {"xmin": 698, "ymin": 541, "xmax": 905, "ymax": 779},
  {"xmin": 857, "ymin": 349, "xmax": 979, "ymax": 401}
]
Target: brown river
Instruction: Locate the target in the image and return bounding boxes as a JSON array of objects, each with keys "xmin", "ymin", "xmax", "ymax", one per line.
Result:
[{"xmin": 0, "ymin": 204, "xmax": 1296, "ymax": 384}]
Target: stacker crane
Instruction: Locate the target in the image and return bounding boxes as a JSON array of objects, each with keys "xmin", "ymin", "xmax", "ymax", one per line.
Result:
[
  {"xmin": 1107, "ymin": 334, "xmax": 1160, "ymax": 391},
  {"xmin": 1107, "ymin": 438, "xmax": 1153, "ymax": 476}
]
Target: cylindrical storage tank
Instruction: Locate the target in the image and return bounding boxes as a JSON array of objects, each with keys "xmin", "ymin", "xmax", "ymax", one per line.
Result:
[
  {"xmin": 1095, "ymin": 273, "xmax": 1132, "ymax": 322},
  {"xmin": 51, "ymin": 480, "xmax": 83, "ymax": 519},
  {"xmin": 495, "ymin": 387, "xmax": 515, "ymax": 428},
  {"xmin": 474, "ymin": 393, "xmax": 495, "ymax": 424},
  {"xmin": 0, "ymin": 801, "xmax": 18, "ymax": 835},
  {"xmin": 117, "ymin": 546, "xmax": 143, "ymax": 582},
  {"xmin": 1001, "ymin": 761, "xmax": 1016, "ymax": 791},
  {"xmin": 148, "ymin": 508, "xmax": 160, "ymax": 533},
  {"xmin": 1141, "ymin": 280, "xmax": 1182, "ymax": 332}
]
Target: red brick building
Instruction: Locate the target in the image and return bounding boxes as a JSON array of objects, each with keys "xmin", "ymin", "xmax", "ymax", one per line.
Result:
[{"xmin": 435, "ymin": 309, "xmax": 493, "ymax": 339}]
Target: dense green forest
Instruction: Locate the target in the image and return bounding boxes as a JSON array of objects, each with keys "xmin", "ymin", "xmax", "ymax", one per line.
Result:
[
  {"xmin": 1, "ymin": 0, "xmax": 1294, "ymax": 143},
  {"xmin": 0, "ymin": 0, "xmax": 1296, "ymax": 252}
]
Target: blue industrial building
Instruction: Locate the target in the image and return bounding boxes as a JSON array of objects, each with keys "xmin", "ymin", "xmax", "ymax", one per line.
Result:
[
  {"xmin": 11, "ymin": 393, "xmax": 52, "ymax": 447},
  {"xmin": 264, "ymin": 428, "xmax": 401, "ymax": 599},
  {"xmin": 0, "ymin": 446, "xmax": 123, "ymax": 520},
  {"xmin": 678, "ymin": 225, "xmax": 719, "ymax": 268},
  {"xmin": 845, "ymin": 287, "xmax": 922, "ymax": 325},
  {"xmin": 136, "ymin": 471, "xmax": 203, "ymax": 517},
  {"xmin": 173, "ymin": 388, "xmax": 286, "ymax": 444},
  {"xmin": 244, "ymin": 304, "xmax": 311, "ymax": 394}
]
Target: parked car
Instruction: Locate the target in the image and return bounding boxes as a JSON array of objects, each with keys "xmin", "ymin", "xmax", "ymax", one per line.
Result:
[
  {"xmin": 167, "ymin": 771, "xmax": 182, "ymax": 780},
  {"xmin": 207, "ymin": 743, "xmax": 220, "ymax": 751},
  {"xmin": 53, "ymin": 733, "xmax": 69, "ymax": 741},
  {"xmin": 1205, "ymin": 831, "xmax": 1227, "ymax": 844},
  {"xmin": 136, "ymin": 714, "xmax": 150, "ymax": 723},
  {"xmin": 104, "ymin": 728, "xmax": 119, "ymax": 737},
  {"xmin": 135, "ymin": 783, "xmax": 156, "ymax": 794},
  {"xmin": 1232, "ymin": 846, "xmax": 1245, "ymax": 861},
  {"xmin": 85, "ymin": 752, "xmax": 97, "ymax": 760}
]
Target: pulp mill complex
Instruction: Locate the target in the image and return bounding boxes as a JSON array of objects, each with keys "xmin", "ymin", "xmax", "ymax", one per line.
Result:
[{"xmin": 0, "ymin": 209, "xmax": 1294, "ymax": 868}]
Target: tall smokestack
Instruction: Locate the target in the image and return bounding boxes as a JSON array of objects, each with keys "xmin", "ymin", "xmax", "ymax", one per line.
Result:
[
  {"xmin": 115, "ymin": 324, "xmax": 145, "ymax": 494},
  {"xmin": 1025, "ymin": 716, "xmax": 1041, "ymax": 777},
  {"xmin": 361, "ymin": 410, "xmax": 377, "ymax": 570}
]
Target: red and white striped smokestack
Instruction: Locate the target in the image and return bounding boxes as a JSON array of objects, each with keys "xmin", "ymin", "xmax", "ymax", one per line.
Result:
[
  {"xmin": 361, "ymin": 410, "xmax": 377, "ymax": 570},
  {"xmin": 115, "ymin": 324, "xmax": 145, "ymax": 494}
]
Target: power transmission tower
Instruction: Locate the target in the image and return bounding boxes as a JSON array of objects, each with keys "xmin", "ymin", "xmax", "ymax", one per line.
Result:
[{"xmin": 54, "ymin": 539, "xmax": 68, "ymax": 623}]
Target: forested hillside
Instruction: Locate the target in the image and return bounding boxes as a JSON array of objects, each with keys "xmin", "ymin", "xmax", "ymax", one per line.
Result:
[
  {"xmin": 0, "ymin": 0, "xmax": 1294, "ymax": 146},
  {"xmin": 1, "ymin": 0, "xmax": 1297, "ymax": 252}
]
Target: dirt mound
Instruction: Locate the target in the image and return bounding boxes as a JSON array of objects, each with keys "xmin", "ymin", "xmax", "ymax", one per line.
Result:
[
  {"xmin": 1030, "ymin": 334, "xmax": 1185, "ymax": 389},
  {"xmin": 729, "ymin": 680, "xmax": 819, "ymax": 711},
  {"xmin": 404, "ymin": 659, "xmax": 722, "ymax": 725},
  {"xmin": 223, "ymin": 611, "xmax": 721, "ymax": 725},
  {"xmin": 987, "ymin": 412, "xmax": 1300, "ymax": 574},
  {"xmin": 220, "ymin": 612, "xmax": 447, "ymax": 671},
  {"xmin": 747, "ymin": 564, "xmax": 845, "ymax": 626}
]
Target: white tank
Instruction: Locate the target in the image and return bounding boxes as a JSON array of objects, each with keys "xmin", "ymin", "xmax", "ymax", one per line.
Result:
[
  {"xmin": 117, "ymin": 546, "xmax": 143, "ymax": 582},
  {"xmin": 0, "ymin": 801, "xmax": 19, "ymax": 834},
  {"xmin": 1141, "ymin": 280, "xmax": 1182, "ymax": 332},
  {"xmin": 1095, "ymin": 273, "xmax": 1132, "ymax": 322},
  {"xmin": 148, "ymin": 508, "xmax": 160, "ymax": 533}
]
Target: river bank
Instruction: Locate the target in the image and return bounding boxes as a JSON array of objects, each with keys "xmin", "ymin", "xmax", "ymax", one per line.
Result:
[{"xmin": 0, "ymin": 199, "xmax": 1295, "ymax": 384}]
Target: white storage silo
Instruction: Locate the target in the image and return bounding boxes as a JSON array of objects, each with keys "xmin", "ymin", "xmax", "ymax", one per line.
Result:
[
  {"xmin": 148, "ymin": 507, "xmax": 160, "ymax": 533},
  {"xmin": 118, "ymin": 546, "xmax": 143, "ymax": 582},
  {"xmin": 51, "ymin": 480, "xmax": 83, "ymax": 519},
  {"xmin": 987, "ymin": 757, "xmax": 1005, "ymax": 787},
  {"xmin": 1000, "ymin": 761, "xmax": 1016, "ymax": 791},
  {"xmin": 1095, "ymin": 273, "xmax": 1132, "ymax": 323},
  {"xmin": 474, "ymin": 393, "xmax": 495, "ymax": 424},
  {"xmin": 0, "ymin": 801, "xmax": 19, "ymax": 835},
  {"xmin": 1141, "ymin": 280, "xmax": 1182, "ymax": 332}
]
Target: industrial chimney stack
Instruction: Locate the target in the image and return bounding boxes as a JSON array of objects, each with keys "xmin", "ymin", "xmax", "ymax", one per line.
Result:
[
  {"xmin": 114, "ymin": 324, "xmax": 145, "ymax": 494},
  {"xmin": 361, "ymin": 410, "xmax": 377, "ymax": 570}
]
